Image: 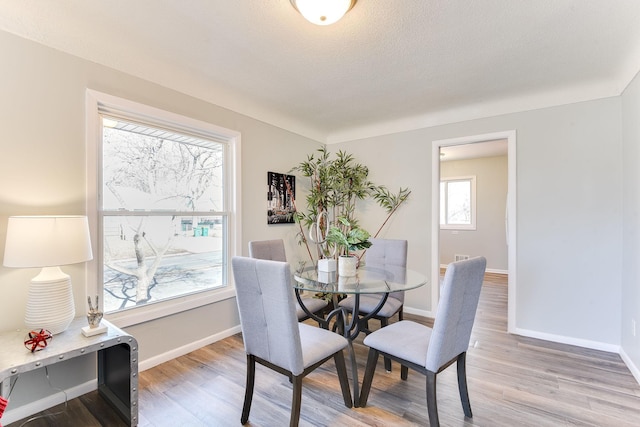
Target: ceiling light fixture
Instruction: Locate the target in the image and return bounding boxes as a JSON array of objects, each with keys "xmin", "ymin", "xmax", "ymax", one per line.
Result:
[{"xmin": 290, "ymin": 0, "xmax": 357, "ymax": 26}]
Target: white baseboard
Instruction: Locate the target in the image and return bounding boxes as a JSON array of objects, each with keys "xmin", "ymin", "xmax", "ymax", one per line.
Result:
[
  {"xmin": 511, "ymin": 326, "xmax": 620, "ymax": 354},
  {"xmin": 514, "ymin": 330, "xmax": 639, "ymax": 386},
  {"xmin": 620, "ymin": 347, "xmax": 640, "ymax": 385},
  {"xmin": 405, "ymin": 311, "xmax": 620, "ymax": 354},
  {"xmin": 3, "ymin": 380, "xmax": 96, "ymax": 425},
  {"xmin": 407, "ymin": 310, "xmax": 639, "ymax": 386},
  {"xmin": 402, "ymin": 313, "xmax": 620, "ymax": 354},
  {"xmin": 139, "ymin": 325, "xmax": 242, "ymax": 371},
  {"xmin": 2, "ymin": 325, "xmax": 242, "ymax": 425},
  {"xmin": 403, "ymin": 306, "xmax": 435, "ymax": 318}
]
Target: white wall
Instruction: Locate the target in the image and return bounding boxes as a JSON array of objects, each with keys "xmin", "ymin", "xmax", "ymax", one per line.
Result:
[
  {"xmin": 621, "ymin": 69, "xmax": 640, "ymax": 381},
  {"xmin": 0, "ymin": 29, "xmax": 319, "ymax": 415},
  {"xmin": 336, "ymin": 97, "xmax": 623, "ymax": 348},
  {"xmin": 440, "ymin": 155, "xmax": 508, "ymax": 271}
]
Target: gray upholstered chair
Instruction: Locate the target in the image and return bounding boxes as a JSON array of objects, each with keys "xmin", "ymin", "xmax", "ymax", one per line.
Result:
[
  {"xmin": 358, "ymin": 256, "xmax": 487, "ymax": 427},
  {"xmin": 338, "ymin": 238, "xmax": 408, "ymax": 370},
  {"xmin": 232, "ymin": 257, "xmax": 352, "ymax": 427},
  {"xmin": 248, "ymin": 239, "xmax": 328, "ymax": 321}
]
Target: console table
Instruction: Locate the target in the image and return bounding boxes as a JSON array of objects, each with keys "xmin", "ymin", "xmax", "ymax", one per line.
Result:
[{"xmin": 0, "ymin": 318, "xmax": 138, "ymax": 426}]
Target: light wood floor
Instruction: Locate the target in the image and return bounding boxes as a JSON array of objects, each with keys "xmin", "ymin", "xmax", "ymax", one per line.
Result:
[{"xmin": 9, "ymin": 273, "xmax": 640, "ymax": 426}]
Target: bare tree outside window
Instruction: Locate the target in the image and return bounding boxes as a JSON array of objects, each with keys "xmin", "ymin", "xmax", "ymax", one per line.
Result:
[{"xmin": 101, "ymin": 119, "xmax": 226, "ymax": 312}]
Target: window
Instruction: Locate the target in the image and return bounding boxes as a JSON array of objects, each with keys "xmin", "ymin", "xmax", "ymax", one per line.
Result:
[
  {"xmin": 440, "ymin": 176, "xmax": 476, "ymax": 230},
  {"xmin": 87, "ymin": 90, "xmax": 240, "ymax": 326}
]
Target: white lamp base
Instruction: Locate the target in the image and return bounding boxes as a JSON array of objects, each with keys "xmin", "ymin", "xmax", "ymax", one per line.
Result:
[{"xmin": 25, "ymin": 266, "xmax": 76, "ymax": 335}]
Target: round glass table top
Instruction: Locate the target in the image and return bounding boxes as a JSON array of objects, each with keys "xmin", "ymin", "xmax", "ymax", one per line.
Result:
[{"xmin": 293, "ymin": 265, "xmax": 427, "ymax": 294}]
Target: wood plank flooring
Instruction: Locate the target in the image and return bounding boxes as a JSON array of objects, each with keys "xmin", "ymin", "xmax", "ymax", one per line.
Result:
[{"xmin": 8, "ymin": 273, "xmax": 640, "ymax": 426}]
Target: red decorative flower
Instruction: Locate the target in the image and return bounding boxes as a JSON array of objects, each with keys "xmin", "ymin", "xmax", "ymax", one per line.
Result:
[{"xmin": 24, "ymin": 329, "xmax": 53, "ymax": 352}]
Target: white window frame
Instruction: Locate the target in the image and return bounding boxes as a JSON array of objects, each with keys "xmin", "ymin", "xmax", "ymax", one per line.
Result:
[
  {"xmin": 86, "ymin": 90, "xmax": 241, "ymax": 328},
  {"xmin": 440, "ymin": 175, "xmax": 476, "ymax": 230}
]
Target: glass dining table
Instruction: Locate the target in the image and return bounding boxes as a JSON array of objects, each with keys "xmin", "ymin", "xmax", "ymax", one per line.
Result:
[{"xmin": 293, "ymin": 264, "xmax": 428, "ymax": 406}]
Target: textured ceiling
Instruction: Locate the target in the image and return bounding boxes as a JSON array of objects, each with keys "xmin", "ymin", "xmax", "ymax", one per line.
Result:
[{"xmin": 1, "ymin": 0, "xmax": 639, "ymax": 143}]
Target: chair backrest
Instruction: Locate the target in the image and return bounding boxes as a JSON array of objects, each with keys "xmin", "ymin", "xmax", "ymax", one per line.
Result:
[
  {"xmin": 425, "ymin": 256, "xmax": 486, "ymax": 372},
  {"xmin": 248, "ymin": 239, "xmax": 287, "ymax": 262},
  {"xmin": 232, "ymin": 256, "xmax": 304, "ymax": 375},
  {"xmin": 366, "ymin": 238, "xmax": 408, "ymax": 302}
]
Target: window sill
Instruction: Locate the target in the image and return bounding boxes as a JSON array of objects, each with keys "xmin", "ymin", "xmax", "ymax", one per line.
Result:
[
  {"xmin": 440, "ymin": 225, "xmax": 477, "ymax": 231},
  {"xmin": 104, "ymin": 286, "xmax": 237, "ymax": 328}
]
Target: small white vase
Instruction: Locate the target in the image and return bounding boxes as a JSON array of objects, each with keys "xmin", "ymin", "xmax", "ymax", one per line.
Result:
[
  {"xmin": 338, "ymin": 255, "xmax": 357, "ymax": 277},
  {"xmin": 318, "ymin": 258, "xmax": 337, "ymax": 272}
]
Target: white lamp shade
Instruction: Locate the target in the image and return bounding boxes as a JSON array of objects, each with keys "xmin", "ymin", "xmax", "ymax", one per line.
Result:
[
  {"xmin": 4, "ymin": 215, "xmax": 93, "ymax": 268},
  {"xmin": 292, "ymin": 0, "xmax": 355, "ymax": 25}
]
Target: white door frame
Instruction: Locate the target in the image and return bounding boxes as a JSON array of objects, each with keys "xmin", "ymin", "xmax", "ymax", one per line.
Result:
[{"xmin": 431, "ymin": 130, "xmax": 517, "ymax": 333}]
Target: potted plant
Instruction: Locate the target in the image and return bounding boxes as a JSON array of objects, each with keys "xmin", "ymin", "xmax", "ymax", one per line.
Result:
[
  {"xmin": 326, "ymin": 216, "xmax": 372, "ymax": 276},
  {"xmin": 289, "ymin": 148, "xmax": 372, "ymax": 260},
  {"xmin": 289, "ymin": 147, "xmax": 411, "ymax": 276}
]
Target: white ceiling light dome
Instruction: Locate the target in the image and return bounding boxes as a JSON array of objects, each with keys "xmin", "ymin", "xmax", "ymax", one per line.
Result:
[{"xmin": 290, "ymin": 0, "xmax": 357, "ymax": 26}]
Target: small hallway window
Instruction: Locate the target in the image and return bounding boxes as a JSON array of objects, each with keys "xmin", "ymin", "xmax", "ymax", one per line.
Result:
[{"xmin": 440, "ymin": 176, "xmax": 476, "ymax": 230}]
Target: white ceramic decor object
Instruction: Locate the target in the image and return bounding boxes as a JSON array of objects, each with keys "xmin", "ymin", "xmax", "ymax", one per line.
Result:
[
  {"xmin": 338, "ymin": 256, "xmax": 357, "ymax": 277},
  {"xmin": 318, "ymin": 258, "xmax": 337, "ymax": 272}
]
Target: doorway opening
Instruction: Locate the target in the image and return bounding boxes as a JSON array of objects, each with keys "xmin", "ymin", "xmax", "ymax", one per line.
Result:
[{"xmin": 431, "ymin": 131, "xmax": 517, "ymax": 333}]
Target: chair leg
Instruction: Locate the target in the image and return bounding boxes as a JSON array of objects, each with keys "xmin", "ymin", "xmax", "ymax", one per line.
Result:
[
  {"xmin": 332, "ymin": 308, "xmax": 346, "ymax": 335},
  {"xmin": 333, "ymin": 351, "xmax": 353, "ymax": 408},
  {"xmin": 384, "ymin": 357, "xmax": 393, "ymax": 372},
  {"xmin": 456, "ymin": 352, "xmax": 472, "ymax": 418},
  {"xmin": 380, "ymin": 318, "xmax": 393, "ymax": 372},
  {"xmin": 426, "ymin": 370, "xmax": 439, "ymax": 427},
  {"xmin": 400, "ymin": 365, "xmax": 409, "ymax": 381},
  {"xmin": 331, "ymin": 320, "xmax": 339, "ymax": 333},
  {"xmin": 290, "ymin": 375, "xmax": 303, "ymax": 427},
  {"xmin": 358, "ymin": 348, "xmax": 380, "ymax": 407},
  {"xmin": 396, "ymin": 304, "xmax": 407, "ymax": 379},
  {"xmin": 241, "ymin": 355, "xmax": 256, "ymax": 424}
]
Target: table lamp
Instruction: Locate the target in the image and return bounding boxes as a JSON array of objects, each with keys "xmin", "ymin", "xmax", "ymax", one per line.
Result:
[{"xmin": 3, "ymin": 215, "xmax": 93, "ymax": 334}]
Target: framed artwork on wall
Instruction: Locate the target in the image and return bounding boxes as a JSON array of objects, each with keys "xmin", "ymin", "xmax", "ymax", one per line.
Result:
[{"xmin": 267, "ymin": 172, "xmax": 296, "ymax": 224}]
